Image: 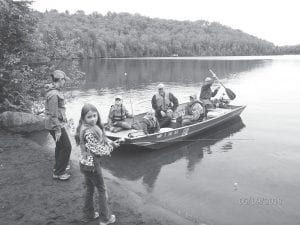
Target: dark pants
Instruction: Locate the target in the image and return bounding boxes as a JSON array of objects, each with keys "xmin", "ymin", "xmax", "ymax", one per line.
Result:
[
  {"xmin": 158, "ymin": 116, "xmax": 172, "ymax": 128},
  {"xmin": 49, "ymin": 127, "xmax": 72, "ymax": 175},
  {"xmin": 81, "ymin": 160, "xmax": 111, "ymax": 221}
]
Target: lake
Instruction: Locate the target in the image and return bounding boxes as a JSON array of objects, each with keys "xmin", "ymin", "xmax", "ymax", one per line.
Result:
[{"xmin": 66, "ymin": 55, "xmax": 300, "ymax": 225}]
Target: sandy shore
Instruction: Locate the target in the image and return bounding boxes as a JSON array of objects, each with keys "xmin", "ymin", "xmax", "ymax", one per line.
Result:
[{"xmin": 0, "ymin": 130, "xmax": 196, "ymax": 225}]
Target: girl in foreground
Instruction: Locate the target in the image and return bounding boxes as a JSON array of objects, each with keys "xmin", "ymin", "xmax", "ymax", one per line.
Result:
[{"xmin": 75, "ymin": 103, "xmax": 120, "ymax": 225}]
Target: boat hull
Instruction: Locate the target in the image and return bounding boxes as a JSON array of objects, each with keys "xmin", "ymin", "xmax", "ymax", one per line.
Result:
[{"xmin": 108, "ymin": 105, "xmax": 246, "ymax": 150}]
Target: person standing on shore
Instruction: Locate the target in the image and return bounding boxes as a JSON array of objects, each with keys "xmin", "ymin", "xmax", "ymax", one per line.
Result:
[
  {"xmin": 44, "ymin": 70, "xmax": 72, "ymax": 181},
  {"xmin": 75, "ymin": 103, "xmax": 119, "ymax": 225}
]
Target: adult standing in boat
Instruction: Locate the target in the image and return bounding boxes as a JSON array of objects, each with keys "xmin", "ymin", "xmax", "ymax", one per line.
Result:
[
  {"xmin": 200, "ymin": 77, "xmax": 220, "ymax": 117},
  {"xmin": 181, "ymin": 94, "xmax": 205, "ymax": 125},
  {"xmin": 44, "ymin": 70, "xmax": 72, "ymax": 181},
  {"xmin": 151, "ymin": 83, "xmax": 179, "ymax": 127}
]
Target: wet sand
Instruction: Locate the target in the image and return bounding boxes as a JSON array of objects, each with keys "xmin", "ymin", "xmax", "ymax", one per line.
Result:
[{"xmin": 0, "ymin": 130, "xmax": 196, "ymax": 225}]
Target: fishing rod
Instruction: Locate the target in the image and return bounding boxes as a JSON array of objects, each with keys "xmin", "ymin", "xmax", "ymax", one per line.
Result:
[{"xmin": 124, "ymin": 72, "xmax": 135, "ymax": 123}]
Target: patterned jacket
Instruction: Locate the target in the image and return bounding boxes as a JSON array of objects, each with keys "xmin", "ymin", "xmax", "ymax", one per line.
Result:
[{"xmin": 79, "ymin": 124, "xmax": 114, "ymax": 167}]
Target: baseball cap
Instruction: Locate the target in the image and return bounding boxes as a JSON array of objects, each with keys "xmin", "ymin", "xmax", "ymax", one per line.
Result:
[
  {"xmin": 115, "ymin": 95, "xmax": 122, "ymax": 100},
  {"xmin": 52, "ymin": 70, "xmax": 70, "ymax": 81},
  {"xmin": 157, "ymin": 83, "xmax": 165, "ymax": 89}
]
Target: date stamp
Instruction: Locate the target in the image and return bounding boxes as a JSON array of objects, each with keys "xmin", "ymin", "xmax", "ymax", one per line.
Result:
[{"xmin": 239, "ymin": 197, "xmax": 283, "ymax": 206}]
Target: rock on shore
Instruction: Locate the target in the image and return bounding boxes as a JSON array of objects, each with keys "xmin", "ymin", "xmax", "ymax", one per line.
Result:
[{"xmin": 0, "ymin": 111, "xmax": 45, "ymax": 133}]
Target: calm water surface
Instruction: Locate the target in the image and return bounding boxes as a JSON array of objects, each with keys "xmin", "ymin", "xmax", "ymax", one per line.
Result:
[{"xmin": 66, "ymin": 56, "xmax": 300, "ymax": 225}]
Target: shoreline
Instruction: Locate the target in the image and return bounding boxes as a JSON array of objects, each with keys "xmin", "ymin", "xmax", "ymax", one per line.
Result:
[
  {"xmin": 53, "ymin": 54, "xmax": 300, "ymax": 61},
  {"xmin": 0, "ymin": 130, "xmax": 197, "ymax": 225}
]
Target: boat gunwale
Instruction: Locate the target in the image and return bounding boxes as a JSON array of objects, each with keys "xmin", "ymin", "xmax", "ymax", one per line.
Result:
[{"xmin": 117, "ymin": 105, "xmax": 246, "ymax": 142}]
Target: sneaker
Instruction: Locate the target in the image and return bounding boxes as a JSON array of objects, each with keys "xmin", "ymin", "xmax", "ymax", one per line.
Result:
[
  {"xmin": 100, "ymin": 215, "xmax": 116, "ymax": 225},
  {"xmin": 66, "ymin": 163, "xmax": 71, "ymax": 171},
  {"xmin": 82, "ymin": 212, "xmax": 99, "ymax": 223},
  {"xmin": 53, "ymin": 173, "xmax": 70, "ymax": 181}
]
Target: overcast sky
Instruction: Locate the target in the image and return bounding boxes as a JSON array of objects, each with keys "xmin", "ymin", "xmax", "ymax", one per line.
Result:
[{"xmin": 31, "ymin": 0, "xmax": 300, "ymax": 46}]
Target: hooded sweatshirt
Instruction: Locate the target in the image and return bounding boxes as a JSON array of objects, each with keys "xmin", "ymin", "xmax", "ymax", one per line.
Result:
[{"xmin": 44, "ymin": 83, "xmax": 67, "ymax": 131}]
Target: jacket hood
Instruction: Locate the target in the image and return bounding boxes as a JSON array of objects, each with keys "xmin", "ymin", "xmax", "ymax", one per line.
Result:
[
  {"xmin": 44, "ymin": 83, "xmax": 61, "ymax": 99},
  {"xmin": 45, "ymin": 83, "xmax": 59, "ymax": 92}
]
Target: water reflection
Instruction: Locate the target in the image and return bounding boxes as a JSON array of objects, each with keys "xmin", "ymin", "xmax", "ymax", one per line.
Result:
[
  {"xmin": 101, "ymin": 118, "xmax": 245, "ymax": 192},
  {"xmin": 221, "ymin": 141, "xmax": 233, "ymax": 152},
  {"xmin": 79, "ymin": 58, "xmax": 268, "ymax": 89}
]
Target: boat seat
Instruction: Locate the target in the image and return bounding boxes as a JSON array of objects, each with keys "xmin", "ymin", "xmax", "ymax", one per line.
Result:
[
  {"xmin": 160, "ymin": 127, "xmax": 174, "ymax": 132},
  {"xmin": 207, "ymin": 108, "xmax": 231, "ymax": 118}
]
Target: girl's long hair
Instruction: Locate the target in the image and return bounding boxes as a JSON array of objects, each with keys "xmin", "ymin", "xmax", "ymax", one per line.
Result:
[{"xmin": 75, "ymin": 103, "xmax": 105, "ymax": 145}]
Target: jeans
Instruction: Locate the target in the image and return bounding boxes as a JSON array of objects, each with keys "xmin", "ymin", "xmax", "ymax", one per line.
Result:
[
  {"xmin": 81, "ymin": 159, "xmax": 111, "ymax": 221},
  {"xmin": 49, "ymin": 127, "xmax": 72, "ymax": 175}
]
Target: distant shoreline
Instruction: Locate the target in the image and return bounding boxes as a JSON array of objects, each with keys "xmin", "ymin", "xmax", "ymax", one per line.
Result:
[{"xmin": 52, "ymin": 54, "xmax": 300, "ymax": 61}]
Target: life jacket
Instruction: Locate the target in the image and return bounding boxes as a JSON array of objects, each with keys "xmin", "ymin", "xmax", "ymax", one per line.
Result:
[
  {"xmin": 110, "ymin": 104, "xmax": 126, "ymax": 122},
  {"xmin": 185, "ymin": 100, "xmax": 204, "ymax": 120},
  {"xmin": 142, "ymin": 115, "xmax": 158, "ymax": 134},
  {"xmin": 200, "ymin": 84, "xmax": 213, "ymax": 100},
  {"xmin": 155, "ymin": 92, "xmax": 171, "ymax": 111}
]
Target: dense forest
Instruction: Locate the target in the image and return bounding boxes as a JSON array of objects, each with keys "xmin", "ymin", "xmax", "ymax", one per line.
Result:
[
  {"xmin": 0, "ymin": 0, "xmax": 84, "ymax": 113},
  {"xmin": 0, "ymin": 0, "xmax": 299, "ymax": 113},
  {"xmin": 36, "ymin": 10, "xmax": 277, "ymax": 58}
]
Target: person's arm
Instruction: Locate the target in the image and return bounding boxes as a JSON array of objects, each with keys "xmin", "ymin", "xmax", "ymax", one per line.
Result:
[
  {"xmin": 124, "ymin": 106, "xmax": 133, "ymax": 118},
  {"xmin": 47, "ymin": 95, "xmax": 62, "ymax": 140},
  {"xmin": 212, "ymin": 88, "xmax": 219, "ymax": 97},
  {"xmin": 151, "ymin": 95, "xmax": 161, "ymax": 115},
  {"xmin": 107, "ymin": 107, "xmax": 114, "ymax": 126},
  {"xmin": 199, "ymin": 87, "xmax": 204, "ymax": 99},
  {"xmin": 142, "ymin": 123, "xmax": 149, "ymax": 135},
  {"xmin": 84, "ymin": 129, "xmax": 114, "ymax": 156},
  {"xmin": 169, "ymin": 93, "xmax": 179, "ymax": 111},
  {"xmin": 155, "ymin": 119, "xmax": 160, "ymax": 133},
  {"xmin": 191, "ymin": 103, "xmax": 202, "ymax": 121}
]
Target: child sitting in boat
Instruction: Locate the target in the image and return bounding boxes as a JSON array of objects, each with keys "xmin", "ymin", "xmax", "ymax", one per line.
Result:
[
  {"xmin": 132, "ymin": 111, "xmax": 160, "ymax": 135},
  {"xmin": 107, "ymin": 95, "xmax": 133, "ymax": 133},
  {"xmin": 181, "ymin": 94, "xmax": 205, "ymax": 126}
]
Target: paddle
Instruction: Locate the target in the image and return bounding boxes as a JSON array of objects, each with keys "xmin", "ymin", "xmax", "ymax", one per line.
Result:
[{"xmin": 208, "ymin": 69, "xmax": 236, "ymax": 100}]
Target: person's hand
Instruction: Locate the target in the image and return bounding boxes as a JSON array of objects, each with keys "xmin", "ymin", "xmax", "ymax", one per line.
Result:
[
  {"xmin": 160, "ymin": 111, "xmax": 166, "ymax": 117},
  {"xmin": 114, "ymin": 138, "xmax": 124, "ymax": 147},
  {"xmin": 166, "ymin": 109, "xmax": 173, "ymax": 118},
  {"xmin": 115, "ymin": 138, "xmax": 125, "ymax": 144},
  {"xmin": 55, "ymin": 130, "xmax": 61, "ymax": 142},
  {"xmin": 113, "ymin": 141, "xmax": 120, "ymax": 148}
]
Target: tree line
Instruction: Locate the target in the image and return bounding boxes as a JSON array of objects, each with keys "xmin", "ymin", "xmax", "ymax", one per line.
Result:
[{"xmin": 36, "ymin": 10, "xmax": 279, "ymax": 58}]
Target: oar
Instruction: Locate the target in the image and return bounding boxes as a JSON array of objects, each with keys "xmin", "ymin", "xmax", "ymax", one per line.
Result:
[{"xmin": 208, "ymin": 69, "xmax": 236, "ymax": 100}]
